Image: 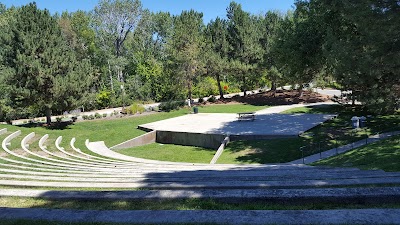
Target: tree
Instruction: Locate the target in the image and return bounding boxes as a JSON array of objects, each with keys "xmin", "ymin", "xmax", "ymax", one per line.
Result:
[
  {"xmin": 272, "ymin": 3, "xmax": 325, "ymax": 96},
  {"xmin": 204, "ymin": 17, "xmax": 230, "ymax": 99},
  {"xmin": 92, "ymin": 0, "xmax": 147, "ymax": 87},
  {"xmin": 259, "ymin": 11, "xmax": 283, "ymax": 92},
  {"xmin": 302, "ymin": 0, "xmax": 400, "ymax": 113},
  {"xmin": 1, "ymin": 3, "xmax": 94, "ymax": 124},
  {"xmin": 168, "ymin": 10, "xmax": 205, "ymax": 101},
  {"xmin": 226, "ymin": 1, "xmax": 263, "ymax": 96}
]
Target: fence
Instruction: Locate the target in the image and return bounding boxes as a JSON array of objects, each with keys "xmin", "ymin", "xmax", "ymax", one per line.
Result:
[{"xmin": 298, "ymin": 124, "xmax": 400, "ymax": 164}]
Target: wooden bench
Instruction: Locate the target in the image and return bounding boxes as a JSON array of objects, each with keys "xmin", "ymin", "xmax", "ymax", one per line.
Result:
[{"xmin": 237, "ymin": 112, "xmax": 256, "ymax": 121}]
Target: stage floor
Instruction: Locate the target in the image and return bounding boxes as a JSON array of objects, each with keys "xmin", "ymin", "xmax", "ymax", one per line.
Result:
[{"xmin": 139, "ymin": 113, "xmax": 337, "ymax": 136}]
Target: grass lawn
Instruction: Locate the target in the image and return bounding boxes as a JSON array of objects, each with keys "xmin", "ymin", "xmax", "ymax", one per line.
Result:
[
  {"xmin": 218, "ymin": 105, "xmax": 400, "ymax": 164},
  {"xmin": 217, "ymin": 138, "xmax": 305, "ymax": 164},
  {"xmin": 312, "ymin": 135, "xmax": 400, "ymax": 171},
  {"xmin": 0, "ymin": 109, "xmax": 189, "ymax": 150},
  {"xmin": 196, "ymin": 103, "xmax": 268, "ymax": 113},
  {"xmin": 280, "ymin": 104, "xmax": 342, "ymax": 114},
  {"xmin": 117, "ymin": 143, "xmax": 215, "ymax": 163}
]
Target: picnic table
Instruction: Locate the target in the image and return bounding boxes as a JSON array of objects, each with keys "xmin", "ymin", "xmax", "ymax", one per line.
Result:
[{"xmin": 237, "ymin": 112, "xmax": 256, "ymax": 121}]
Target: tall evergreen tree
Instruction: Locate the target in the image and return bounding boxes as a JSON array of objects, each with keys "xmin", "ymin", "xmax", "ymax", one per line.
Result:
[
  {"xmin": 204, "ymin": 17, "xmax": 230, "ymax": 99},
  {"xmin": 1, "ymin": 3, "xmax": 94, "ymax": 124},
  {"xmin": 226, "ymin": 1, "xmax": 263, "ymax": 96},
  {"xmin": 168, "ymin": 10, "xmax": 205, "ymax": 101}
]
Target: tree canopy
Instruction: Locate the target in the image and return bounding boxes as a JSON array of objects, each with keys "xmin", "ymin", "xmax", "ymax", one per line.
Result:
[{"xmin": 0, "ymin": 0, "xmax": 398, "ymax": 123}]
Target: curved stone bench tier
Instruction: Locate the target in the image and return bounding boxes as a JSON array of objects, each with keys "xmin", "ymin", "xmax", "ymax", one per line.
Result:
[
  {"xmin": 70, "ymin": 138, "xmax": 136, "ymax": 165},
  {"xmin": 20, "ymin": 132, "xmax": 142, "ymax": 170},
  {"xmin": 1, "ymin": 174, "xmax": 400, "ymax": 189},
  {"xmin": 1, "ymin": 169, "xmax": 400, "ymax": 184},
  {"xmin": 40, "ymin": 135, "xmax": 144, "ymax": 168},
  {"xmin": 2, "ymin": 132, "xmax": 262, "ymax": 173},
  {"xmin": 0, "ymin": 128, "xmax": 7, "ymax": 135},
  {"xmin": 1, "ymin": 131, "xmax": 151, "ymax": 173}
]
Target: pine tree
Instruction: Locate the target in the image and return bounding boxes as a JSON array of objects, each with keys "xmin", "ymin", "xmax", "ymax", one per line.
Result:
[{"xmin": 2, "ymin": 3, "xmax": 94, "ymax": 124}]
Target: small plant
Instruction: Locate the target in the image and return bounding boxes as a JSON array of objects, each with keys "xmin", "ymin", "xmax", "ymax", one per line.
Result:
[
  {"xmin": 94, "ymin": 113, "xmax": 102, "ymax": 119},
  {"xmin": 82, "ymin": 115, "xmax": 89, "ymax": 120},
  {"xmin": 88, "ymin": 114, "xmax": 95, "ymax": 120},
  {"xmin": 102, "ymin": 113, "xmax": 107, "ymax": 118},
  {"xmin": 198, "ymin": 98, "xmax": 204, "ymax": 103},
  {"xmin": 56, "ymin": 117, "xmax": 62, "ymax": 123},
  {"xmin": 208, "ymin": 95, "xmax": 217, "ymax": 103}
]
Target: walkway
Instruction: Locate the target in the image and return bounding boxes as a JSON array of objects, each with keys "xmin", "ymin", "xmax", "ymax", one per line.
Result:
[
  {"xmin": 9, "ymin": 88, "xmax": 339, "ymax": 125},
  {"xmin": 290, "ymin": 131, "xmax": 400, "ymax": 164}
]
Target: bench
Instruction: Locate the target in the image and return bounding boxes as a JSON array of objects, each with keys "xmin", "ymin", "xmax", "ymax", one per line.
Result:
[{"xmin": 237, "ymin": 112, "xmax": 256, "ymax": 121}]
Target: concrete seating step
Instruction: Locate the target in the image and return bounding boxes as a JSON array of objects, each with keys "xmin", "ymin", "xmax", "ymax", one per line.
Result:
[
  {"xmin": 0, "ymin": 207, "xmax": 399, "ymax": 225},
  {"xmin": 2, "ymin": 187, "xmax": 400, "ymax": 203}
]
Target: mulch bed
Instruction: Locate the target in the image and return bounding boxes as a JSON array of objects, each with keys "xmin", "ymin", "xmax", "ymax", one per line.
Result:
[{"xmin": 200, "ymin": 90, "xmax": 330, "ymax": 106}]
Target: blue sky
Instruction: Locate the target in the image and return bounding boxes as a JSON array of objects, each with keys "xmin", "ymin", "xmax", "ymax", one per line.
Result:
[{"xmin": 1, "ymin": 0, "xmax": 295, "ymax": 23}]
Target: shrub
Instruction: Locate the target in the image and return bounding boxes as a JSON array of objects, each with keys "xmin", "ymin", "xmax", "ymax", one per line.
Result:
[
  {"xmin": 198, "ymin": 98, "xmax": 204, "ymax": 103},
  {"xmin": 102, "ymin": 113, "xmax": 107, "ymax": 118},
  {"xmin": 208, "ymin": 95, "xmax": 217, "ymax": 103},
  {"xmin": 159, "ymin": 100, "xmax": 185, "ymax": 112},
  {"xmin": 82, "ymin": 115, "xmax": 89, "ymax": 120},
  {"xmin": 137, "ymin": 105, "xmax": 145, "ymax": 114},
  {"xmin": 56, "ymin": 117, "xmax": 62, "ymax": 123},
  {"xmin": 96, "ymin": 90, "xmax": 111, "ymax": 108},
  {"xmin": 88, "ymin": 114, "xmax": 95, "ymax": 120},
  {"xmin": 94, "ymin": 113, "xmax": 102, "ymax": 119}
]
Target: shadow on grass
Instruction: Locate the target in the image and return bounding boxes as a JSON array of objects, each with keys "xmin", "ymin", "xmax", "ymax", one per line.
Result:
[{"xmin": 16, "ymin": 121, "xmax": 73, "ymax": 130}]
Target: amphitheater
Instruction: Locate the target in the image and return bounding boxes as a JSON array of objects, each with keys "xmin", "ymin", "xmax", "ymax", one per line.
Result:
[{"xmin": 1, "ymin": 125, "xmax": 400, "ymax": 224}]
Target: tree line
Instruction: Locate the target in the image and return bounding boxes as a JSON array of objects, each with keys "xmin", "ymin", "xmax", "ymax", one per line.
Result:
[{"xmin": 0, "ymin": 0, "xmax": 399, "ymax": 124}]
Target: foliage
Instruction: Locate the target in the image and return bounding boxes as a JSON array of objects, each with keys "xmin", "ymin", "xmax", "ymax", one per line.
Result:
[
  {"xmin": 207, "ymin": 95, "xmax": 217, "ymax": 103},
  {"xmin": 95, "ymin": 90, "xmax": 112, "ymax": 108},
  {"xmin": 0, "ymin": 0, "xmax": 398, "ymax": 122},
  {"xmin": 168, "ymin": 10, "xmax": 205, "ymax": 100},
  {"xmin": 125, "ymin": 103, "xmax": 145, "ymax": 114},
  {"xmin": 158, "ymin": 100, "xmax": 185, "ymax": 112},
  {"xmin": 0, "ymin": 3, "xmax": 94, "ymax": 124}
]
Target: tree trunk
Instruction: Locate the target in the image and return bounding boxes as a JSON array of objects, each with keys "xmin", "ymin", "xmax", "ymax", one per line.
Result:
[
  {"xmin": 242, "ymin": 75, "xmax": 247, "ymax": 97},
  {"xmin": 107, "ymin": 60, "xmax": 114, "ymax": 92},
  {"xmin": 187, "ymin": 80, "xmax": 192, "ymax": 101},
  {"xmin": 216, "ymin": 74, "xmax": 224, "ymax": 99},
  {"xmin": 45, "ymin": 107, "xmax": 52, "ymax": 125},
  {"xmin": 298, "ymin": 85, "xmax": 304, "ymax": 98},
  {"xmin": 271, "ymin": 81, "xmax": 277, "ymax": 97}
]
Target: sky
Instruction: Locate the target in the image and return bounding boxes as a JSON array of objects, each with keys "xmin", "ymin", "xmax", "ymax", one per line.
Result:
[{"xmin": 1, "ymin": 0, "xmax": 295, "ymax": 23}]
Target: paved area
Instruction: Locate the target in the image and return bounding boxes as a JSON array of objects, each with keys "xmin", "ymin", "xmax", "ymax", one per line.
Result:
[
  {"xmin": 140, "ymin": 102, "xmax": 337, "ymax": 136},
  {"xmin": 1, "ymin": 207, "xmax": 400, "ymax": 224},
  {"xmin": 290, "ymin": 131, "xmax": 400, "ymax": 164}
]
